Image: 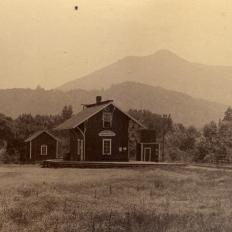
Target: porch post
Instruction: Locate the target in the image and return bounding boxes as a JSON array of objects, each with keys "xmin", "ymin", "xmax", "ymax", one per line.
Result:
[
  {"xmin": 76, "ymin": 126, "xmax": 86, "ymax": 161},
  {"xmin": 29, "ymin": 141, "xmax": 32, "ymax": 160}
]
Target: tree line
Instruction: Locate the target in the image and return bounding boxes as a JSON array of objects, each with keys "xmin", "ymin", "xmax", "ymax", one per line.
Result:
[
  {"xmin": 129, "ymin": 107, "xmax": 232, "ymax": 163},
  {"xmin": 1, "ymin": 105, "xmax": 232, "ymax": 163},
  {"xmin": 0, "ymin": 105, "xmax": 73, "ymax": 163}
]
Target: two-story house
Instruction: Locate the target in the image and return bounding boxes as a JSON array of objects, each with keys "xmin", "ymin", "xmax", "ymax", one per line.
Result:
[{"xmin": 56, "ymin": 96, "xmax": 148, "ymax": 161}]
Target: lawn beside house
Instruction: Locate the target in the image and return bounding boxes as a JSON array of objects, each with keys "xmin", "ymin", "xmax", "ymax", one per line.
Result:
[{"xmin": 0, "ymin": 165, "xmax": 231, "ymax": 231}]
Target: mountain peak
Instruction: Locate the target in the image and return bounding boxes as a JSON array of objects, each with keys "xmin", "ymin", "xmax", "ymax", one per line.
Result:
[
  {"xmin": 122, "ymin": 49, "xmax": 184, "ymax": 61},
  {"xmin": 154, "ymin": 49, "xmax": 177, "ymax": 56},
  {"xmin": 57, "ymin": 49, "xmax": 232, "ymax": 105},
  {"xmin": 150, "ymin": 49, "xmax": 188, "ymax": 63}
]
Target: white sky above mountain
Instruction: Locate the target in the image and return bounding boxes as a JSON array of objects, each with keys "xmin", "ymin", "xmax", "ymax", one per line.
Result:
[{"xmin": 1, "ymin": 0, "xmax": 232, "ymax": 89}]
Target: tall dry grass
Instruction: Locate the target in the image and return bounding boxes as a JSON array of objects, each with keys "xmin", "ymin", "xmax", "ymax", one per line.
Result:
[{"xmin": 0, "ymin": 165, "xmax": 231, "ymax": 231}]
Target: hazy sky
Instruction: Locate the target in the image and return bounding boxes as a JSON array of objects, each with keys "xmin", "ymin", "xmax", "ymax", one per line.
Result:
[{"xmin": 1, "ymin": 0, "xmax": 232, "ymax": 89}]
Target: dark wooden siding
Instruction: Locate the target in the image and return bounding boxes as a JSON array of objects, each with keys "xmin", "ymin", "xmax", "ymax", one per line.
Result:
[
  {"xmin": 70, "ymin": 104, "xmax": 130, "ymax": 161},
  {"xmin": 24, "ymin": 143, "xmax": 30, "ymax": 161},
  {"xmin": 136, "ymin": 143, "xmax": 141, "ymax": 161},
  {"xmin": 139, "ymin": 129, "xmax": 156, "ymax": 143}
]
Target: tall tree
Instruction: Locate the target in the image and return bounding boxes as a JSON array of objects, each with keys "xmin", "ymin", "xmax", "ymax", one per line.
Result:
[
  {"xmin": 0, "ymin": 114, "xmax": 14, "ymax": 142},
  {"xmin": 203, "ymin": 121, "xmax": 218, "ymax": 142},
  {"xmin": 62, "ymin": 105, "xmax": 73, "ymax": 121},
  {"xmin": 128, "ymin": 109, "xmax": 172, "ymax": 135},
  {"xmin": 223, "ymin": 107, "xmax": 232, "ymax": 122}
]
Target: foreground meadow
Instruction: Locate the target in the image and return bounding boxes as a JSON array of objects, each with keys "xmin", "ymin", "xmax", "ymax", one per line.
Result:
[{"xmin": 0, "ymin": 165, "xmax": 231, "ymax": 231}]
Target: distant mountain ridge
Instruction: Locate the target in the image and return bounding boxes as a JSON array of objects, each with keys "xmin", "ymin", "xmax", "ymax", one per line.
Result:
[
  {"xmin": 0, "ymin": 82, "xmax": 226, "ymax": 127},
  {"xmin": 58, "ymin": 49, "xmax": 232, "ymax": 105}
]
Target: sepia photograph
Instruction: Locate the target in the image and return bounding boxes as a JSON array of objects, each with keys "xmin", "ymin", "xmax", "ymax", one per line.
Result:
[{"xmin": 1, "ymin": 0, "xmax": 232, "ymax": 231}]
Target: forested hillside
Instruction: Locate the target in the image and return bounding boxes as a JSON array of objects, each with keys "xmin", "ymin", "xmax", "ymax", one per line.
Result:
[{"xmin": 0, "ymin": 82, "xmax": 226, "ymax": 127}]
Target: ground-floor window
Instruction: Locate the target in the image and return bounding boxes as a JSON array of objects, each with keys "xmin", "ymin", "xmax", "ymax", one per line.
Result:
[
  {"xmin": 103, "ymin": 139, "xmax": 112, "ymax": 155},
  {"xmin": 41, "ymin": 145, "xmax": 48, "ymax": 155}
]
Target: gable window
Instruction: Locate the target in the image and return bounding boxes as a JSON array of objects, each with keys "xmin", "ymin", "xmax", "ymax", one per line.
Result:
[
  {"xmin": 103, "ymin": 112, "xmax": 112, "ymax": 128},
  {"xmin": 102, "ymin": 139, "xmax": 111, "ymax": 155},
  {"xmin": 41, "ymin": 145, "xmax": 48, "ymax": 156}
]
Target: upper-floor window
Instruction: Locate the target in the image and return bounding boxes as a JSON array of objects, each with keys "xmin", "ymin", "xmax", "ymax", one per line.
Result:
[
  {"xmin": 103, "ymin": 112, "xmax": 112, "ymax": 128},
  {"xmin": 41, "ymin": 145, "xmax": 48, "ymax": 155}
]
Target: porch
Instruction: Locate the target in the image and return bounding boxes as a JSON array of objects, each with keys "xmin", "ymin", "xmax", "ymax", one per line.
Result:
[{"xmin": 42, "ymin": 159, "xmax": 186, "ymax": 168}]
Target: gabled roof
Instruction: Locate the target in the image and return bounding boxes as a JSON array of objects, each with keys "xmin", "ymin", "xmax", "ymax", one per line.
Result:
[
  {"xmin": 55, "ymin": 102, "xmax": 145, "ymax": 130},
  {"xmin": 55, "ymin": 102, "xmax": 112, "ymax": 130},
  {"xmin": 113, "ymin": 103, "xmax": 146, "ymax": 129},
  {"xmin": 25, "ymin": 130, "xmax": 59, "ymax": 142}
]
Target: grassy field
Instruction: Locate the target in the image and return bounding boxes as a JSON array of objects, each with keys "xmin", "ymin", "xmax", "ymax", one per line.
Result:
[{"xmin": 0, "ymin": 165, "xmax": 232, "ymax": 231}]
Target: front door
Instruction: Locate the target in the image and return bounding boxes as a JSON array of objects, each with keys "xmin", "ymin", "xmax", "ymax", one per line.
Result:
[{"xmin": 143, "ymin": 147, "xmax": 151, "ymax": 161}]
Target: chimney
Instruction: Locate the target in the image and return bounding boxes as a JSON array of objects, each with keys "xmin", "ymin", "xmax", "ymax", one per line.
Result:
[{"xmin": 96, "ymin": 96, "xmax": 102, "ymax": 104}]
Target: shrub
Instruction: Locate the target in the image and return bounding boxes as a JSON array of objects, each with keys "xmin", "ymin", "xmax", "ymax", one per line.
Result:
[{"xmin": 0, "ymin": 149, "xmax": 20, "ymax": 164}]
